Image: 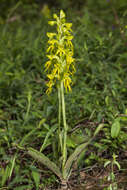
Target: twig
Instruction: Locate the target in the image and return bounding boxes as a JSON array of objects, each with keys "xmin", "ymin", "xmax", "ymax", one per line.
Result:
[{"xmin": 68, "ymin": 120, "xmax": 99, "ymax": 134}]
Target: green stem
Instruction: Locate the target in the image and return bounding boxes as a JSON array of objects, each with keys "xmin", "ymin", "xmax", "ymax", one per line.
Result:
[
  {"xmin": 61, "ymin": 81, "xmax": 67, "ymax": 170},
  {"xmin": 58, "ymin": 86, "xmax": 62, "ymax": 153}
]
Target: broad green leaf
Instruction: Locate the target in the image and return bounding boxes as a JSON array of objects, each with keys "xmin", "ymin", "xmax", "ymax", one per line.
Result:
[
  {"xmin": 27, "ymin": 147, "xmax": 62, "ymax": 180},
  {"xmin": 111, "ymin": 120, "xmax": 120, "ymax": 138}
]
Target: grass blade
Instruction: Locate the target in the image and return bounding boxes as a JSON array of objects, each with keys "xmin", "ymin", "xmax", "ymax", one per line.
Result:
[
  {"xmin": 40, "ymin": 124, "xmax": 57, "ymax": 152},
  {"xmin": 9, "ymin": 153, "xmax": 17, "ymax": 179},
  {"xmin": 31, "ymin": 166, "xmax": 40, "ymax": 190}
]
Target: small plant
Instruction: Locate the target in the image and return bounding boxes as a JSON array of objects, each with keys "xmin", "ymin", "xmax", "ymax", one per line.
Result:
[{"xmin": 104, "ymin": 153, "xmax": 121, "ymax": 190}]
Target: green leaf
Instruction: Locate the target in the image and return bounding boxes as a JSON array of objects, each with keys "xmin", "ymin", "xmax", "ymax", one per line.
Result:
[
  {"xmin": 40, "ymin": 124, "xmax": 57, "ymax": 152},
  {"xmin": 1, "ymin": 165, "xmax": 10, "ymax": 186},
  {"xmin": 64, "ymin": 124, "xmax": 104, "ymax": 179},
  {"xmin": 64, "ymin": 138, "xmax": 93, "ymax": 179},
  {"xmin": 20, "ymin": 128, "xmax": 36, "ymax": 146},
  {"xmin": 66, "ymin": 137, "xmax": 77, "ymax": 148},
  {"xmin": 31, "ymin": 166, "xmax": 40, "ymax": 190},
  {"xmin": 27, "ymin": 147, "xmax": 62, "ymax": 180},
  {"xmin": 104, "ymin": 160, "xmax": 111, "ymax": 168},
  {"xmin": 111, "ymin": 172, "xmax": 115, "ymax": 181},
  {"xmin": 20, "ymin": 119, "xmax": 46, "ymax": 146},
  {"xmin": 38, "ymin": 118, "xmax": 46, "ymax": 128},
  {"xmin": 114, "ymin": 161, "xmax": 121, "ymax": 170},
  {"xmin": 111, "ymin": 120, "xmax": 120, "ymax": 138},
  {"xmin": 94, "ymin": 123, "xmax": 104, "ymax": 137},
  {"xmin": 9, "ymin": 154, "xmax": 17, "ymax": 179}
]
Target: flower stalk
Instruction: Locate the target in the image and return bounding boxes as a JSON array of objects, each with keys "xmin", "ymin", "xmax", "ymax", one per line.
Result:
[{"xmin": 61, "ymin": 81, "xmax": 67, "ymax": 170}]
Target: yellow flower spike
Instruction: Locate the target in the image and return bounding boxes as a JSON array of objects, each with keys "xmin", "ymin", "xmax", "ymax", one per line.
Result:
[{"xmin": 45, "ymin": 10, "xmax": 75, "ymax": 94}]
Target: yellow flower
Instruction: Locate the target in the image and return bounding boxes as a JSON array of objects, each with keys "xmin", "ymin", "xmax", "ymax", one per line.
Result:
[{"xmin": 45, "ymin": 10, "xmax": 75, "ymax": 94}]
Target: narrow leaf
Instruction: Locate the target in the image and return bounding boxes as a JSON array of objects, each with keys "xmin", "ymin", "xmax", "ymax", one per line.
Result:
[
  {"xmin": 94, "ymin": 123, "xmax": 104, "ymax": 137},
  {"xmin": 1, "ymin": 165, "xmax": 10, "ymax": 186},
  {"xmin": 9, "ymin": 154, "xmax": 17, "ymax": 179},
  {"xmin": 114, "ymin": 161, "xmax": 121, "ymax": 170},
  {"xmin": 104, "ymin": 160, "xmax": 111, "ymax": 168},
  {"xmin": 31, "ymin": 167, "xmax": 40, "ymax": 190},
  {"xmin": 20, "ymin": 119, "xmax": 45, "ymax": 146},
  {"xmin": 20, "ymin": 128, "xmax": 37, "ymax": 146},
  {"xmin": 40, "ymin": 124, "xmax": 57, "ymax": 152}
]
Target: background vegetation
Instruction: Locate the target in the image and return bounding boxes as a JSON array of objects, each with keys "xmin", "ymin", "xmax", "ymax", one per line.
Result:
[{"xmin": 0, "ymin": 0, "xmax": 127, "ymax": 189}]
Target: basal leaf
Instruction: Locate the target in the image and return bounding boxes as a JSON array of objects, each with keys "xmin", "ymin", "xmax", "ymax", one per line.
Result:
[
  {"xmin": 27, "ymin": 147, "xmax": 62, "ymax": 180},
  {"xmin": 64, "ymin": 138, "xmax": 93, "ymax": 179}
]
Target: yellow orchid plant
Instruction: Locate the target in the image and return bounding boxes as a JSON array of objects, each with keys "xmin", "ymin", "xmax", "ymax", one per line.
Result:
[
  {"xmin": 25, "ymin": 10, "xmax": 104, "ymax": 189},
  {"xmin": 45, "ymin": 9, "xmax": 76, "ymax": 170}
]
